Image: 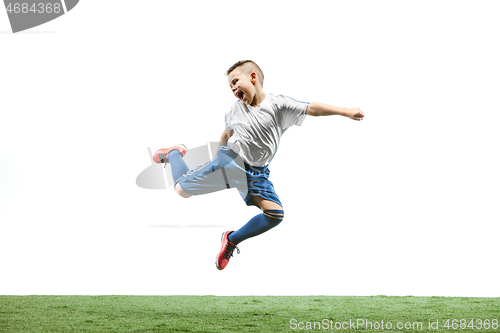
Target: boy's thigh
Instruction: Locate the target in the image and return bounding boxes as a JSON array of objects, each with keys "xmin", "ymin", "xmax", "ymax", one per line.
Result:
[{"xmin": 250, "ymin": 195, "xmax": 283, "ymax": 211}]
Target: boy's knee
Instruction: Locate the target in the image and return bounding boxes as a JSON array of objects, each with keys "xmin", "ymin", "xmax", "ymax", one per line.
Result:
[
  {"xmin": 175, "ymin": 183, "xmax": 191, "ymax": 198},
  {"xmin": 263, "ymin": 209, "xmax": 284, "ymax": 226}
]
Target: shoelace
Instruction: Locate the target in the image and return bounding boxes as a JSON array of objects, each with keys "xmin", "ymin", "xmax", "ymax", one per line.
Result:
[
  {"xmin": 160, "ymin": 152, "xmax": 170, "ymax": 167},
  {"xmin": 159, "ymin": 153, "xmax": 168, "ymax": 163},
  {"xmin": 222, "ymin": 243, "xmax": 240, "ymax": 260}
]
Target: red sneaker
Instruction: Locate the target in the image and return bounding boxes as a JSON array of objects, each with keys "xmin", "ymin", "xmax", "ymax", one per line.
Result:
[
  {"xmin": 216, "ymin": 231, "xmax": 239, "ymax": 270},
  {"xmin": 153, "ymin": 145, "xmax": 187, "ymax": 163}
]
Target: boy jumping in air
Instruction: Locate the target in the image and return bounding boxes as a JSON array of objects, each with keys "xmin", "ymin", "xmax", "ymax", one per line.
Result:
[{"xmin": 153, "ymin": 60, "xmax": 364, "ymax": 270}]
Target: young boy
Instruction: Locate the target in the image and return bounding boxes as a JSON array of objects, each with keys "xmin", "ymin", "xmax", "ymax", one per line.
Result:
[{"xmin": 154, "ymin": 60, "xmax": 364, "ymax": 270}]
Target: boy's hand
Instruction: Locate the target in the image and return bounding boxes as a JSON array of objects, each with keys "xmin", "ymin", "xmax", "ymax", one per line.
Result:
[{"xmin": 347, "ymin": 108, "xmax": 364, "ymax": 121}]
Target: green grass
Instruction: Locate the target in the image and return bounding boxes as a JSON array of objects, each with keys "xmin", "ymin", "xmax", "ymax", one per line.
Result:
[{"xmin": 1, "ymin": 296, "xmax": 499, "ymax": 332}]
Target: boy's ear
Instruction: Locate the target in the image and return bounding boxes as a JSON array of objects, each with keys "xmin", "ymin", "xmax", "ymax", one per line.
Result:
[{"xmin": 250, "ymin": 72, "xmax": 257, "ymax": 84}]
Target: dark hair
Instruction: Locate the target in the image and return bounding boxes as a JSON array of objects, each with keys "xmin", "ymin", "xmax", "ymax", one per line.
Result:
[{"xmin": 226, "ymin": 60, "xmax": 264, "ymax": 85}]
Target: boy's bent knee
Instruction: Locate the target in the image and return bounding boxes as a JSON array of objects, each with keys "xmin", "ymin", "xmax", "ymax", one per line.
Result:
[
  {"xmin": 263, "ymin": 209, "xmax": 284, "ymax": 226},
  {"xmin": 175, "ymin": 183, "xmax": 191, "ymax": 198}
]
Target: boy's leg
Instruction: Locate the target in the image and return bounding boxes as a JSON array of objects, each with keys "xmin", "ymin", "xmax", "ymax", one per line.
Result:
[
  {"xmin": 216, "ymin": 197, "xmax": 284, "ymax": 270},
  {"xmin": 228, "ymin": 196, "xmax": 284, "ymax": 244},
  {"xmin": 155, "ymin": 145, "xmax": 245, "ymax": 199},
  {"xmin": 167, "ymin": 150, "xmax": 192, "ymax": 198},
  {"xmin": 153, "ymin": 146, "xmax": 192, "ymax": 198},
  {"xmin": 175, "ymin": 183, "xmax": 191, "ymax": 198},
  {"xmin": 250, "ymin": 196, "xmax": 283, "ymax": 211},
  {"xmin": 168, "ymin": 150, "xmax": 189, "ymax": 183}
]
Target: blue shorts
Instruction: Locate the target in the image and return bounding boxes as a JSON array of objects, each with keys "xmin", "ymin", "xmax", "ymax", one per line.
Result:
[{"xmin": 178, "ymin": 145, "xmax": 283, "ymax": 208}]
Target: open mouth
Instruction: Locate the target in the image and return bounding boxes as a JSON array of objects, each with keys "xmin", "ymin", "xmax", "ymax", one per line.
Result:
[{"xmin": 237, "ymin": 91, "xmax": 244, "ymax": 101}]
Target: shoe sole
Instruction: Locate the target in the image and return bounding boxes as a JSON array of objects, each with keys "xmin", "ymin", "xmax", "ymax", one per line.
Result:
[
  {"xmin": 215, "ymin": 254, "xmax": 222, "ymax": 270},
  {"xmin": 215, "ymin": 232, "xmax": 226, "ymax": 271}
]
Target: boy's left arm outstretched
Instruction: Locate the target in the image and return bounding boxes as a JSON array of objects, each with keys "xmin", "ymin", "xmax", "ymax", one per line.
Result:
[{"xmin": 305, "ymin": 102, "xmax": 364, "ymax": 121}]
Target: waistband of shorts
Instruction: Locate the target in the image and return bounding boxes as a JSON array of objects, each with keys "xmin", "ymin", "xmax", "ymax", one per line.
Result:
[{"xmin": 244, "ymin": 162, "xmax": 270, "ymax": 171}]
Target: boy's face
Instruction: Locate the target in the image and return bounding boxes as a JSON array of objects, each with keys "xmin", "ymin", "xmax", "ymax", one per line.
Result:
[{"xmin": 228, "ymin": 68, "xmax": 258, "ymax": 105}]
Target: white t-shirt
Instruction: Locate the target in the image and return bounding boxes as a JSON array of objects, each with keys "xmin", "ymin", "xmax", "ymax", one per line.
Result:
[{"xmin": 225, "ymin": 93, "xmax": 309, "ymax": 167}]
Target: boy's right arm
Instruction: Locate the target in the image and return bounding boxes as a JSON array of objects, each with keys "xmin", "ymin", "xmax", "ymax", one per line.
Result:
[
  {"xmin": 219, "ymin": 129, "xmax": 234, "ymax": 146},
  {"xmin": 305, "ymin": 102, "xmax": 364, "ymax": 121}
]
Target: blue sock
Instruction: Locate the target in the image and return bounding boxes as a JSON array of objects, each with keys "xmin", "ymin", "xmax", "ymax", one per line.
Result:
[
  {"xmin": 168, "ymin": 150, "xmax": 190, "ymax": 184},
  {"xmin": 228, "ymin": 210, "xmax": 284, "ymax": 245}
]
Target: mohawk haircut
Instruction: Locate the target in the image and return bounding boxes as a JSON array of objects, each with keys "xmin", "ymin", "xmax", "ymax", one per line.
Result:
[{"xmin": 226, "ymin": 60, "xmax": 264, "ymax": 86}]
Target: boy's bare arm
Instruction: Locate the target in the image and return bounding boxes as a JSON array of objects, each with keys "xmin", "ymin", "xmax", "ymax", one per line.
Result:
[
  {"xmin": 305, "ymin": 102, "xmax": 364, "ymax": 121},
  {"xmin": 219, "ymin": 129, "xmax": 234, "ymax": 145}
]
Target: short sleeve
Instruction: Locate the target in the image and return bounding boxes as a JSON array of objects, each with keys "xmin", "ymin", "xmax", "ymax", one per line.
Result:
[{"xmin": 276, "ymin": 95, "xmax": 309, "ymax": 131}]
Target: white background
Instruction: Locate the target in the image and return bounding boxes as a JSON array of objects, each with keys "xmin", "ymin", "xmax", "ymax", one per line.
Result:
[{"xmin": 1, "ymin": 1, "xmax": 499, "ymax": 296}]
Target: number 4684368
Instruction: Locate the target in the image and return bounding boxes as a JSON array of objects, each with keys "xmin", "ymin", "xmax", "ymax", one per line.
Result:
[
  {"xmin": 443, "ymin": 319, "xmax": 498, "ymax": 330},
  {"xmin": 6, "ymin": 3, "xmax": 62, "ymax": 14}
]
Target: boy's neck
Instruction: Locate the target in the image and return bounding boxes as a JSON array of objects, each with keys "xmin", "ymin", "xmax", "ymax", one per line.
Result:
[{"xmin": 249, "ymin": 90, "xmax": 266, "ymax": 107}]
